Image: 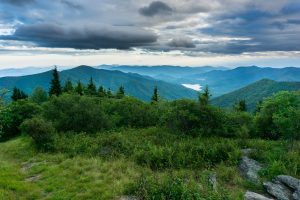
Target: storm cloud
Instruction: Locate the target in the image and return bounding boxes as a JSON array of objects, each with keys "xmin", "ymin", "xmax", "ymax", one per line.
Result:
[
  {"xmin": 2, "ymin": 0, "xmax": 35, "ymax": 6},
  {"xmin": 168, "ymin": 38, "xmax": 196, "ymax": 48},
  {"xmin": 4, "ymin": 23, "xmax": 158, "ymax": 49},
  {"xmin": 139, "ymin": 1, "xmax": 173, "ymax": 17},
  {"xmin": 0, "ymin": 0, "xmax": 300, "ymax": 55}
]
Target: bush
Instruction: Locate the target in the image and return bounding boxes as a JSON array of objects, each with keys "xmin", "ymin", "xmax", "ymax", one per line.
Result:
[
  {"xmin": 43, "ymin": 94, "xmax": 112, "ymax": 133},
  {"xmin": 0, "ymin": 100, "xmax": 41, "ymax": 141},
  {"xmin": 254, "ymin": 91, "xmax": 300, "ymax": 140},
  {"xmin": 108, "ymin": 97, "xmax": 160, "ymax": 128},
  {"xmin": 130, "ymin": 175, "xmax": 202, "ymax": 200},
  {"xmin": 20, "ymin": 117, "xmax": 55, "ymax": 151}
]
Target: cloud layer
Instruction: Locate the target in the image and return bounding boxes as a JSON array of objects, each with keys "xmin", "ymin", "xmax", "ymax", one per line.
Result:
[{"xmin": 0, "ymin": 0, "xmax": 300, "ymax": 55}]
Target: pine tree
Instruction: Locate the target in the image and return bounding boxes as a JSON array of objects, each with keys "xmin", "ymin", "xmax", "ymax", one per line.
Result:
[
  {"xmin": 49, "ymin": 67, "xmax": 62, "ymax": 96},
  {"xmin": 238, "ymin": 100, "xmax": 247, "ymax": 112},
  {"xmin": 116, "ymin": 86, "xmax": 125, "ymax": 98},
  {"xmin": 107, "ymin": 88, "xmax": 113, "ymax": 98},
  {"xmin": 75, "ymin": 81, "xmax": 84, "ymax": 96},
  {"xmin": 11, "ymin": 87, "xmax": 27, "ymax": 101},
  {"xmin": 63, "ymin": 79, "xmax": 74, "ymax": 93},
  {"xmin": 199, "ymin": 85, "xmax": 211, "ymax": 107},
  {"xmin": 98, "ymin": 86, "xmax": 106, "ymax": 97},
  {"xmin": 151, "ymin": 86, "xmax": 159, "ymax": 103},
  {"xmin": 87, "ymin": 77, "xmax": 97, "ymax": 95}
]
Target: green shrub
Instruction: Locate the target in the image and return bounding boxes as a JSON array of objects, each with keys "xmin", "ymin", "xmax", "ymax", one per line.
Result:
[
  {"xmin": 43, "ymin": 94, "xmax": 112, "ymax": 133},
  {"xmin": 0, "ymin": 100, "xmax": 41, "ymax": 141},
  {"xmin": 20, "ymin": 117, "xmax": 56, "ymax": 151},
  {"xmin": 254, "ymin": 91, "xmax": 300, "ymax": 140},
  {"xmin": 108, "ymin": 97, "xmax": 160, "ymax": 128},
  {"xmin": 130, "ymin": 175, "xmax": 202, "ymax": 200}
]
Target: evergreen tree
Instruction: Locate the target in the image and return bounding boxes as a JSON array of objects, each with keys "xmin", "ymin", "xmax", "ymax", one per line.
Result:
[
  {"xmin": 75, "ymin": 81, "xmax": 84, "ymax": 96},
  {"xmin": 116, "ymin": 86, "xmax": 125, "ymax": 98},
  {"xmin": 86, "ymin": 77, "xmax": 97, "ymax": 95},
  {"xmin": 107, "ymin": 88, "xmax": 113, "ymax": 98},
  {"xmin": 234, "ymin": 100, "xmax": 247, "ymax": 112},
  {"xmin": 30, "ymin": 87, "xmax": 48, "ymax": 104},
  {"xmin": 11, "ymin": 87, "xmax": 27, "ymax": 101},
  {"xmin": 98, "ymin": 86, "xmax": 107, "ymax": 97},
  {"xmin": 199, "ymin": 85, "xmax": 211, "ymax": 107},
  {"xmin": 151, "ymin": 86, "xmax": 159, "ymax": 103},
  {"xmin": 63, "ymin": 79, "xmax": 74, "ymax": 93},
  {"xmin": 49, "ymin": 67, "xmax": 62, "ymax": 96}
]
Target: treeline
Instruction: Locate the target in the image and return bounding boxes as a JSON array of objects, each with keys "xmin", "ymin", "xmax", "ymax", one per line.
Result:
[{"xmin": 0, "ymin": 68, "xmax": 299, "ymax": 150}]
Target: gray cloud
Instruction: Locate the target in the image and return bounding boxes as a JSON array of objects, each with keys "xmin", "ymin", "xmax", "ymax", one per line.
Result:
[
  {"xmin": 2, "ymin": 0, "xmax": 35, "ymax": 6},
  {"xmin": 4, "ymin": 23, "xmax": 157, "ymax": 49},
  {"xmin": 60, "ymin": 0, "xmax": 83, "ymax": 10},
  {"xmin": 168, "ymin": 38, "xmax": 196, "ymax": 48},
  {"xmin": 139, "ymin": 1, "xmax": 173, "ymax": 17},
  {"xmin": 1, "ymin": 0, "xmax": 300, "ymax": 55}
]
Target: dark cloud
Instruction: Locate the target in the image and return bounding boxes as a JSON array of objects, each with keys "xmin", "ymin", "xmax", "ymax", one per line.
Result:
[
  {"xmin": 60, "ymin": 0, "xmax": 83, "ymax": 10},
  {"xmin": 2, "ymin": 0, "xmax": 35, "ymax": 6},
  {"xmin": 2, "ymin": 23, "xmax": 157, "ymax": 49},
  {"xmin": 139, "ymin": 1, "xmax": 172, "ymax": 17},
  {"xmin": 281, "ymin": 2, "xmax": 300, "ymax": 14},
  {"xmin": 168, "ymin": 38, "xmax": 195, "ymax": 48}
]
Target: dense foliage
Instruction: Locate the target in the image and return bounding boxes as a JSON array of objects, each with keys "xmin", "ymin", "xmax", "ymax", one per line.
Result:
[{"xmin": 0, "ymin": 71, "xmax": 299, "ymax": 199}]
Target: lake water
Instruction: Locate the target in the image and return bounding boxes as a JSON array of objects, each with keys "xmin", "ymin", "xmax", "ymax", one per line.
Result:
[{"xmin": 182, "ymin": 84, "xmax": 202, "ymax": 91}]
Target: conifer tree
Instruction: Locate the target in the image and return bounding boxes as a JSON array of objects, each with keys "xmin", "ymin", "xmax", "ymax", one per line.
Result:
[
  {"xmin": 199, "ymin": 85, "xmax": 211, "ymax": 107},
  {"xmin": 75, "ymin": 81, "xmax": 84, "ymax": 96},
  {"xmin": 98, "ymin": 86, "xmax": 106, "ymax": 97},
  {"xmin": 107, "ymin": 88, "xmax": 113, "ymax": 98},
  {"xmin": 151, "ymin": 86, "xmax": 159, "ymax": 103},
  {"xmin": 11, "ymin": 87, "xmax": 28, "ymax": 101},
  {"xmin": 116, "ymin": 86, "xmax": 125, "ymax": 98},
  {"xmin": 235, "ymin": 100, "xmax": 247, "ymax": 112},
  {"xmin": 87, "ymin": 77, "xmax": 97, "ymax": 95},
  {"xmin": 49, "ymin": 67, "xmax": 62, "ymax": 96},
  {"xmin": 63, "ymin": 79, "xmax": 74, "ymax": 93}
]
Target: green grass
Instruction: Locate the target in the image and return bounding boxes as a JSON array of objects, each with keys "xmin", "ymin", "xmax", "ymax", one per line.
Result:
[
  {"xmin": 0, "ymin": 128, "xmax": 299, "ymax": 199},
  {"xmin": 0, "ymin": 137, "xmax": 142, "ymax": 200}
]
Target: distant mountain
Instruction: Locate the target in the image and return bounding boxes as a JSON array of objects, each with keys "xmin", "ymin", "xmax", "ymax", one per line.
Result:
[
  {"xmin": 0, "ymin": 66, "xmax": 72, "ymax": 77},
  {"xmin": 179, "ymin": 66, "xmax": 300, "ymax": 96},
  {"xmin": 99, "ymin": 65, "xmax": 227, "ymax": 82},
  {"xmin": 0, "ymin": 66, "xmax": 198, "ymax": 101},
  {"xmin": 211, "ymin": 79, "xmax": 300, "ymax": 111}
]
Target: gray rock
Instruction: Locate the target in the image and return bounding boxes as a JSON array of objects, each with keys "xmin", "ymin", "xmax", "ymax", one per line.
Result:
[
  {"xmin": 244, "ymin": 191, "xmax": 274, "ymax": 200},
  {"xmin": 263, "ymin": 181, "xmax": 293, "ymax": 200},
  {"xmin": 208, "ymin": 172, "xmax": 217, "ymax": 191},
  {"xmin": 240, "ymin": 156, "xmax": 262, "ymax": 183},
  {"xmin": 277, "ymin": 175, "xmax": 300, "ymax": 191},
  {"xmin": 242, "ymin": 149, "xmax": 255, "ymax": 156},
  {"xmin": 293, "ymin": 190, "xmax": 300, "ymax": 200}
]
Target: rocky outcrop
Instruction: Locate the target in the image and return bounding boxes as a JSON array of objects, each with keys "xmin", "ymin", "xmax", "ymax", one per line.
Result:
[
  {"xmin": 208, "ymin": 172, "xmax": 217, "ymax": 191},
  {"xmin": 240, "ymin": 148, "xmax": 300, "ymax": 200},
  {"xmin": 263, "ymin": 181, "xmax": 293, "ymax": 200},
  {"xmin": 276, "ymin": 175, "xmax": 300, "ymax": 191},
  {"xmin": 240, "ymin": 156, "xmax": 262, "ymax": 183},
  {"xmin": 244, "ymin": 191, "xmax": 274, "ymax": 200}
]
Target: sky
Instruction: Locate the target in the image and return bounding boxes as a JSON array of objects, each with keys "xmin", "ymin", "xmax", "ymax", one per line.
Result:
[{"xmin": 0, "ymin": 0, "xmax": 300, "ymax": 68}]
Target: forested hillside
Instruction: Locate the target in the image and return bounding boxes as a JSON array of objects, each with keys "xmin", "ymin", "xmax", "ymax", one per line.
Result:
[
  {"xmin": 211, "ymin": 79, "xmax": 300, "ymax": 111},
  {"xmin": 0, "ymin": 66, "xmax": 197, "ymax": 101}
]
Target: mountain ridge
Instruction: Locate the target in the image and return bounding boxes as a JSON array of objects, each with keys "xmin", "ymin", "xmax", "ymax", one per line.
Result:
[{"xmin": 0, "ymin": 66, "xmax": 198, "ymax": 101}]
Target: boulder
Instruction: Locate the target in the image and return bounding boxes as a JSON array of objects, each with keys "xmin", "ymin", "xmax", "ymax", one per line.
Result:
[
  {"xmin": 242, "ymin": 149, "xmax": 255, "ymax": 156},
  {"xmin": 292, "ymin": 190, "xmax": 300, "ymax": 200},
  {"xmin": 263, "ymin": 181, "xmax": 293, "ymax": 200},
  {"xmin": 240, "ymin": 156, "xmax": 262, "ymax": 183},
  {"xmin": 244, "ymin": 191, "xmax": 274, "ymax": 200},
  {"xmin": 277, "ymin": 175, "xmax": 300, "ymax": 191},
  {"xmin": 208, "ymin": 172, "xmax": 217, "ymax": 191}
]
